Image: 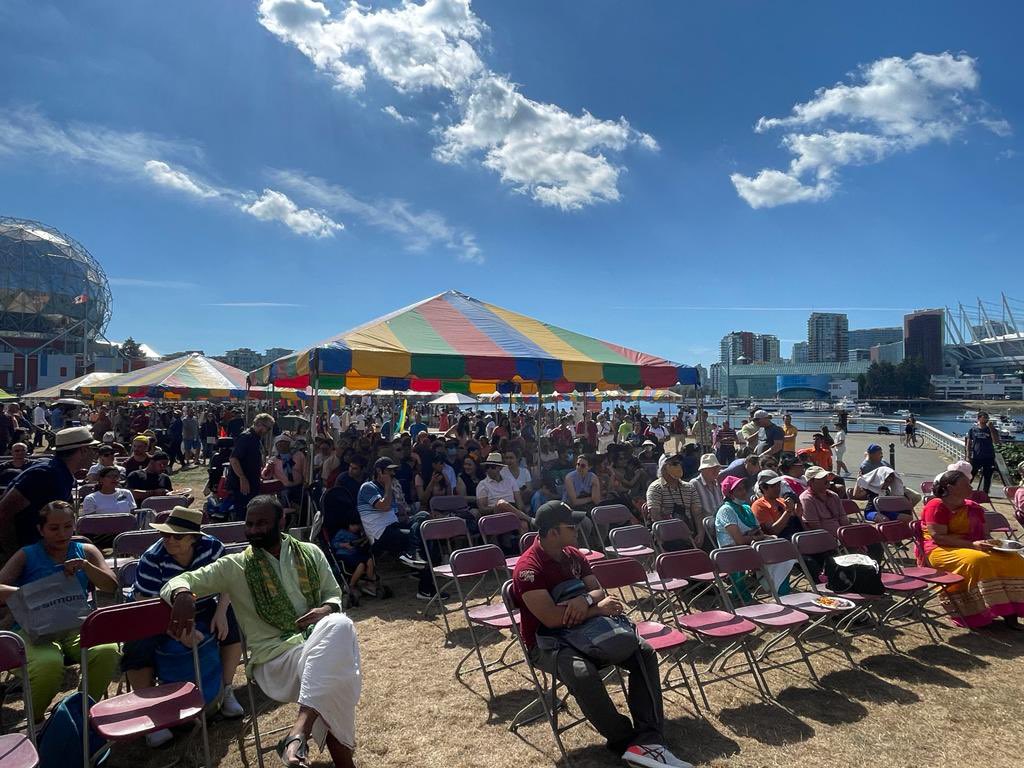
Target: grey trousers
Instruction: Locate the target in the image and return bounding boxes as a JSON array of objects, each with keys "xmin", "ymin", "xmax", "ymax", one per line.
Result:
[{"xmin": 529, "ymin": 639, "xmax": 664, "ymax": 755}]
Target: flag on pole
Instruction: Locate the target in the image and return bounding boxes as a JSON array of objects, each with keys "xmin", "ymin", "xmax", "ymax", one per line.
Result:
[
  {"xmin": 396, "ymin": 399, "xmax": 408, "ymax": 433},
  {"xmin": 73, "ymin": 294, "xmax": 88, "ymax": 304}
]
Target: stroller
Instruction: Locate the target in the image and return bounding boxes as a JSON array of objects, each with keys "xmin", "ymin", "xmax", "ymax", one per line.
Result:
[{"xmin": 314, "ymin": 488, "xmax": 393, "ymax": 608}]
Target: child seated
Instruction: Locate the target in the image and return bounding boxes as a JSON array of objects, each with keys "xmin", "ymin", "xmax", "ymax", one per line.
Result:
[{"xmin": 330, "ymin": 520, "xmax": 376, "ymax": 601}]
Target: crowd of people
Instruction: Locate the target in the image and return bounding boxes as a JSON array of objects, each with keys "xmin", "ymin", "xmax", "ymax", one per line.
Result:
[{"xmin": 0, "ymin": 395, "xmax": 1022, "ymax": 768}]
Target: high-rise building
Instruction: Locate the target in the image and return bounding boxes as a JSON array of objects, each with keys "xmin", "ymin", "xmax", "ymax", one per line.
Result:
[
  {"xmin": 217, "ymin": 347, "xmax": 263, "ymax": 371},
  {"xmin": 871, "ymin": 340, "xmax": 904, "ymax": 364},
  {"xmin": 720, "ymin": 332, "xmax": 780, "ymax": 364},
  {"xmin": 904, "ymin": 309, "xmax": 945, "ymax": 374},
  {"xmin": 848, "ymin": 349, "xmax": 872, "ymax": 362},
  {"xmin": 847, "ymin": 327, "xmax": 902, "ymax": 350},
  {"xmin": 754, "ymin": 334, "xmax": 781, "ymax": 363},
  {"xmin": 791, "ymin": 341, "xmax": 810, "ymax": 363},
  {"xmin": 807, "ymin": 313, "xmax": 849, "ymax": 362}
]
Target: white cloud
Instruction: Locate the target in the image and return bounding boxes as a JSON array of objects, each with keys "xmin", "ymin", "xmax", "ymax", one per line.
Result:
[
  {"xmin": 205, "ymin": 302, "xmax": 305, "ymax": 308},
  {"xmin": 271, "ymin": 169, "xmax": 482, "ymax": 262},
  {"xmin": 257, "ymin": 0, "xmax": 655, "ymax": 209},
  {"xmin": 732, "ymin": 52, "xmax": 1010, "ymax": 208},
  {"xmin": 109, "ymin": 277, "xmax": 198, "ymax": 289},
  {"xmin": 381, "ymin": 105, "xmax": 416, "ymax": 124},
  {"xmin": 240, "ymin": 189, "xmax": 343, "ymax": 238},
  {"xmin": 144, "ymin": 160, "xmax": 219, "ymax": 198}
]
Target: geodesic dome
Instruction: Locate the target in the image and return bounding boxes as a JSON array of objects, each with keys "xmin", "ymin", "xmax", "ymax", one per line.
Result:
[{"xmin": 0, "ymin": 216, "xmax": 112, "ymax": 342}]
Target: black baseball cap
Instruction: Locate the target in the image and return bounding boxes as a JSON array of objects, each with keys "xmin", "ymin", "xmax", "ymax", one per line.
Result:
[{"xmin": 373, "ymin": 457, "xmax": 399, "ymax": 473}]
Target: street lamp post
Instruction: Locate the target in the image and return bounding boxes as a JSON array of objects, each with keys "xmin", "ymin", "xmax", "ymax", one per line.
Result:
[{"xmin": 725, "ymin": 354, "xmax": 748, "ymax": 419}]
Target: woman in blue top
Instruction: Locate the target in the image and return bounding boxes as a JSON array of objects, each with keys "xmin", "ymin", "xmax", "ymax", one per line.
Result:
[
  {"xmin": 715, "ymin": 476, "xmax": 795, "ymax": 596},
  {"xmin": 0, "ymin": 501, "xmax": 120, "ymax": 723}
]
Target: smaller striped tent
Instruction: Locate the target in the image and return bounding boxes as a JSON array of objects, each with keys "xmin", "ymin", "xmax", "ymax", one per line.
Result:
[{"xmin": 79, "ymin": 353, "xmax": 250, "ymax": 399}]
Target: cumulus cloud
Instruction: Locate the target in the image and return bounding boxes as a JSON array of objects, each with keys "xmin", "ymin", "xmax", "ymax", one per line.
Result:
[
  {"xmin": 144, "ymin": 160, "xmax": 219, "ymax": 198},
  {"xmin": 257, "ymin": 0, "xmax": 656, "ymax": 210},
  {"xmin": 382, "ymin": 105, "xmax": 416, "ymax": 124},
  {"xmin": 731, "ymin": 52, "xmax": 1010, "ymax": 208},
  {"xmin": 271, "ymin": 169, "xmax": 482, "ymax": 261},
  {"xmin": 240, "ymin": 189, "xmax": 342, "ymax": 238}
]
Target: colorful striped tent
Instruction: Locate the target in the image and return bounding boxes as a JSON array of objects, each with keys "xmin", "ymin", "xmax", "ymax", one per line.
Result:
[
  {"xmin": 23, "ymin": 372, "xmax": 122, "ymax": 402},
  {"xmin": 628, "ymin": 388, "xmax": 684, "ymax": 402},
  {"xmin": 250, "ymin": 291, "xmax": 699, "ymax": 394},
  {"xmin": 79, "ymin": 353, "xmax": 251, "ymax": 400}
]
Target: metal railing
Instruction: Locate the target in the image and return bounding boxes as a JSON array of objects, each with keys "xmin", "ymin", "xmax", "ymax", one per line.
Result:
[{"xmin": 843, "ymin": 417, "xmax": 963, "ymax": 462}]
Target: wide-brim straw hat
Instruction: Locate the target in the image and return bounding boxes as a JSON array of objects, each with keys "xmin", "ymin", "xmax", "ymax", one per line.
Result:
[{"xmin": 150, "ymin": 506, "xmax": 204, "ymax": 535}]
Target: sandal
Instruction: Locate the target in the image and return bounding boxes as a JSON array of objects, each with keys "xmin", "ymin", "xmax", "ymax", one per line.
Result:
[{"xmin": 276, "ymin": 734, "xmax": 310, "ymax": 768}]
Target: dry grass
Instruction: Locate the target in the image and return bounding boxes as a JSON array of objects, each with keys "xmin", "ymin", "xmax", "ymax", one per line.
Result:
[{"xmin": 5, "ymin": 463, "xmax": 1024, "ymax": 768}]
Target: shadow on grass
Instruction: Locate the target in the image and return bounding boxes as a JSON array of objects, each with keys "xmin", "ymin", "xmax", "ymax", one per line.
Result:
[
  {"xmin": 718, "ymin": 701, "xmax": 814, "ymax": 745},
  {"xmin": 859, "ymin": 653, "xmax": 971, "ymax": 688},
  {"xmin": 663, "ymin": 714, "xmax": 741, "ymax": 763},
  {"xmin": 948, "ymin": 629, "xmax": 1024, "ymax": 660},
  {"xmin": 774, "ymin": 685, "xmax": 868, "ymax": 724},
  {"xmin": 819, "ymin": 668, "xmax": 920, "ymax": 705},
  {"xmin": 907, "ymin": 642, "xmax": 990, "ymax": 671}
]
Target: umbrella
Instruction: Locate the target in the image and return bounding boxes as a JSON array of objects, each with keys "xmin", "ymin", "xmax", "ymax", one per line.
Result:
[
  {"xmin": 428, "ymin": 392, "xmax": 479, "ymax": 406},
  {"xmin": 56, "ymin": 398, "xmax": 86, "ymax": 408}
]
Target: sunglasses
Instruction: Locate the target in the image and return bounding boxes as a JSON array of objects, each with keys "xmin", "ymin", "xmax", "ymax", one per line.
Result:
[{"xmin": 160, "ymin": 532, "xmax": 189, "ymax": 541}]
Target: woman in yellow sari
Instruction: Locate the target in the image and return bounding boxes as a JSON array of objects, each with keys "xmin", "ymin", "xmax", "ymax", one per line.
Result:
[{"xmin": 920, "ymin": 470, "xmax": 1024, "ymax": 629}]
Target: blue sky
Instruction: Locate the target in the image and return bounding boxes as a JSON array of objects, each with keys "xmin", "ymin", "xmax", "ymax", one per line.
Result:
[{"xmin": 1, "ymin": 0, "xmax": 1020, "ymax": 367}]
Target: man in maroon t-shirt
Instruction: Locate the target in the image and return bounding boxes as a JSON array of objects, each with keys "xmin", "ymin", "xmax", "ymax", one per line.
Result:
[{"xmin": 512, "ymin": 501, "xmax": 692, "ymax": 768}]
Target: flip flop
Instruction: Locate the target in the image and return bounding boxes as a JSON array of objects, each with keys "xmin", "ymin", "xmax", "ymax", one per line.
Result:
[{"xmin": 276, "ymin": 734, "xmax": 310, "ymax": 768}]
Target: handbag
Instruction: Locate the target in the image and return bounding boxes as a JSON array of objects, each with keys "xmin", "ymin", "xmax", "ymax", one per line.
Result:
[
  {"xmin": 824, "ymin": 554, "xmax": 884, "ymax": 595},
  {"xmin": 7, "ymin": 571, "xmax": 92, "ymax": 643},
  {"xmin": 536, "ymin": 579, "xmax": 640, "ymax": 665}
]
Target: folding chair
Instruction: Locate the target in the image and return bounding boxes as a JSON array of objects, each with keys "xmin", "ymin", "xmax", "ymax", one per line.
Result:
[
  {"xmin": 651, "ymin": 518, "xmax": 693, "ymax": 553},
  {"xmin": 477, "ymin": 512, "xmax": 525, "ymax": 569},
  {"xmin": 607, "ymin": 524, "xmax": 656, "ymax": 563},
  {"xmin": 449, "ymin": 545, "xmax": 520, "ymax": 704},
  {"xmin": 428, "ymin": 495, "xmax": 476, "ymax": 540},
  {"xmin": 983, "ymin": 510, "xmax": 1017, "ymax": 541},
  {"xmin": 590, "ymin": 504, "xmax": 633, "ymax": 554},
  {"xmin": 420, "ymin": 516, "xmax": 471, "ymax": 635},
  {"xmin": 146, "ymin": 496, "xmax": 183, "ymax": 515},
  {"xmin": 920, "ymin": 480, "xmax": 934, "ymax": 497},
  {"xmin": 78, "ymin": 600, "xmax": 211, "ymax": 768},
  {"xmin": 237, "ymin": 633, "xmax": 287, "ymax": 768},
  {"xmin": 111, "ymin": 529, "xmax": 161, "ymax": 565},
  {"xmin": 116, "ymin": 560, "xmax": 140, "ymax": 604},
  {"xmin": 201, "ymin": 521, "xmax": 248, "ymax": 544},
  {"xmin": 840, "ymin": 498, "xmax": 864, "ymax": 522},
  {"xmin": 702, "ymin": 515, "xmax": 717, "ymax": 547},
  {"xmin": 76, "ymin": 513, "xmax": 137, "ymax": 542},
  {"xmin": 710, "ymin": 545, "xmax": 819, "ymax": 694},
  {"xmin": 970, "ymin": 489, "xmax": 999, "ymax": 513},
  {"xmin": 874, "ymin": 495, "xmax": 915, "ymax": 522},
  {"xmin": 836, "ymin": 524, "xmax": 938, "ymax": 643},
  {"xmin": 1005, "ymin": 485, "xmax": 1022, "ymax": 510},
  {"xmin": 518, "ymin": 531, "xmax": 606, "ymax": 564},
  {"xmin": 0, "ymin": 631, "xmax": 38, "ymax": 768},
  {"xmin": 875, "ymin": 520, "xmax": 966, "ymax": 625},
  {"xmin": 653, "ymin": 551, "xmax": 764, "ymax": 707},
  {"xmin": 589, "ymin": 557, "xmax": 701, "ymax": 711}
]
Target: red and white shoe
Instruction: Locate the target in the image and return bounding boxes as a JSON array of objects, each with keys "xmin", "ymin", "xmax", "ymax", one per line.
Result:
[{"xmin": 622, "ymin": 744, "xmax": 693, "ymax": 768}]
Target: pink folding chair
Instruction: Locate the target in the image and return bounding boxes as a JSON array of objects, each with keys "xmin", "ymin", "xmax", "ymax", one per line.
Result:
[
  {"xmin": 112, "ymin": 529, "xmax": 161, "ymax": 561},
  {"xmin": 970, "ymin": 489, "xmax": 998, "ymax": 513},
  {"xmin": 654, "ymin": 551, "xmax": 765, "ymax": 706},
  {"xmin": 201, "ymin": 521, "xmax": 248, "ymax": 544},
  {"xmin": 839, "ymin": 498, "xmax": 863, "ymax": 522},
  {"xmin": 420, "ymin": 516, "xmax": 471, "ymax": 636},
  {"xmin": 920, "ymin": 480, "xmax": 934, "ymax": 497},
  {"xmin": 607, "ymin": 524, "xmax": 656, "ymax": 563},
  {"xmin": 590, "ymin": 503, "xmax": 634, "ymax": 553},
  {"xmin": 0, "ymin": 631, "xmax": 38, "ymax": 768},
  {"xmin": 590, "ymin": 556, "xmax": 701, "ymax": 711},
  {"xmin": 651, "ymin": 518, "xmax": 693, "ymax": 553},
  {"xmin": 983, "ymin": 510, "xmax": 1018, "ymax": 541},
  {"xmin": 710, "ymin": 545, "xmax": 819, "ymax": 694},
  {"xmin": 145, "ymin": 496, "xmax": 183, "ymax": 514},
  {"xmin": 78, "ymin": 600, "xmax": 210, "ymax": 767},
  {"xmin": 76, "ymin": 512, "xmax": 137, "ymax": 542},
  {"xmin": 878, "ymin": 520, "xmax": 966, "ymax": 628},
  {"xmin": 874, "ymin": 495, "xmax": 915, "ymax": 521},
  {"xmin": 478, "ymin": 512, "xmax": 525, "ymax": 569},
  {"xmin": 1005, "ymin": 486, "xmax": 1022, "ymax": 510},
  {"xmin": 449, "ymin": 545, "xmax": 520, "ymax": 704},
  {"xmin": 518, "ymin": 530, "xmax": 605, "ymax": 564}
]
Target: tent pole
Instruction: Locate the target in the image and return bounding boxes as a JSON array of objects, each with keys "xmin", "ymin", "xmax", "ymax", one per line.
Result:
[
  {"xmin": 306, "ymin": 361, "xmax": 320, "ymax": 528},
  {"xmin": 535, "ymin": 378, "xmax": 543, "ymax": 479}
]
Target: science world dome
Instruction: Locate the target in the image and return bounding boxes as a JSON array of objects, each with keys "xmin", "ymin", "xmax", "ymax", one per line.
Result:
[{"xmin": 0, "ymin": 216, "xmax": 112, "ymax": 343}]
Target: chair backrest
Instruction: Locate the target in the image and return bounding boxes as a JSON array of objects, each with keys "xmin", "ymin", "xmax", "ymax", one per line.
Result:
[
  {"xmin": 752, "ymin": 537, "xmax": 800, "ymax": 565},
  {"xmin": 642, "ymin": 462, "xmax": 659, "ymax": 478},
  {"xmin": 875, "ymin": 495, "xmax": 913, "ymax": 515},
  {"xmin": 711, "ymin": 544, "xmax": 763, "ymax": 574},
  {"xmin": 0, "ymin": 630, "xmax": 27, "ymax": 673},
  {"xmin": 154, "ymin": 510, "xmax": 172, "ymax": 524},
  {"xmin": 224, "ymin": 543, "xmax": 248, "ymax": 555},
  {"xmin": 113, "ymin": 529, "xmax": 162, "ymax": 558},
  {"xmin": 591, "ymin": 503, "xmax": 632, "ymax": 528},
  {"xmin": 984, "ymin": 510, "xmax": 1010, "ymax": 534},
  {"xmin": 80, "ymin": 598, "xmax": 172, "ymax": 648},
  {"xmin": 702, "ymin": 515, "xmax": 717, "ymax": 546},
  {"xmin": 1005, "ymin": 485, "xmax": 1021, "ymax": 504},
  {"xmin": 837, "ymin": 522, "xmax": 882, "ymax": 549},
  {"xmin": 792, "ymin": 528, "xmax": 841, "ymax": 556},
  {"xmin": 840, "ymin": 499, "xmax": 862, "ymax": 519},
  {"xmin": 652, "ymin": 518, "xmax": 692, "ymax": 549},
  {"xmin": 420, "ymin": 515, "xmax": 469, "ymax": 543},
  {"xmin": 591, "ymin": 555, "xmax": 648, "ymax": 590},
  {"xmin": 970, "ymin": 489, "xmax": 992, "ymax": 504},
  {"xmin": 146, "ymin": 496, "xmax": 181, "ymax": 513},
  {"xmin": 201, "ymin": 521, "xmax": 247, "ymax": 543},
  {"xmin": 655, "ymin": 549, "xmax": 714, "ymax": 581},
  {"xmin": 75, "ymin": 512, "xmax": 137, "ymax": 537},
  {"xmin": 429, "ymin": 495, "xmax": 471, "ymax": 516},
  {"xmin": 450, "ymin": 544, "xmax": 507, "ymax": 579},
  {"xmin": 874, "ymin": 519, "xmax": 913, "ymax": 543},
  {"xmin": 909, "ymin": 519, "xmax": 927, "ymax": 546},
  {"xmin": 609, "ymin": 524, "xmax": 655, "ymax": 553},
  {"xmin": 260, "ymin": 479, "xmax": 284, "ymax": 494},
  {"xmin": 520, "ymin": 531, "xmax": 538, "ymax": 552},
  {"xmin": 478, "ymin": 511, "xmax": 522, "ymax": 540},
  {"xmin": 500, "ymin": 579, "xmax": 521, "ymax": 638},
  {"xmin": 118, "ymin": 560, "xmax": 140, "ymax": 591},
  {"xmin": 920, "ymin": 480, "xmax": 934, "ymax": 495}
]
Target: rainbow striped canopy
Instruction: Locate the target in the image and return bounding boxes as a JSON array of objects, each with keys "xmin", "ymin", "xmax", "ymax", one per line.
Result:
[
  {"xmin": 80, "ymin": 353, "xmax": 250, "ymax": 399},
  {"xmin": 250, "ymin": 291, "xmax": 698, "ymax": 394}
]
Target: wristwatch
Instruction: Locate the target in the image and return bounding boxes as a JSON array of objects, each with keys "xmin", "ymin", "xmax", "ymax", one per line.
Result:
[{"xmin": 583, "ymin": 593, "xmax": 595, "ymax": 607}]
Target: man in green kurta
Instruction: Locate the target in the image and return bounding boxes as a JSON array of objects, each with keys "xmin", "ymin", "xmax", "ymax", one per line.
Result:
[{"xmin": 162, "ymin": 495, "xmax": 360, "ymax": 768}]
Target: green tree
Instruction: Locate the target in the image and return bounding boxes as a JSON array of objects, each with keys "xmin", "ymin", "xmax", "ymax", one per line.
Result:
[{"xmin": 120, "ymin": 337, "xmax": 143, "ymax": 359}]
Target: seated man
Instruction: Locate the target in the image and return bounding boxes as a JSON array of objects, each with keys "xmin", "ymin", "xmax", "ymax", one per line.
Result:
[
  {"xmin": 0, "ymin": 442, "xmax": 36, "ymax": 484},
  {"xmin": 476, "ymin": 452, "xmax": 531, "ymax": 534},
  {"xmin": 163, "ymin": 495, "xmax": 360, "ymax": 768},
  {"xmin": 126, "ymin": 450, "xmax": 176, "ymax": 504},
  {"xmin": 86, "ymin": 443, "xmax": 126, "ymax": 482},
  {"xmin": 512, "ymin": 501, "xmax": 692, "ymax": 768},
  {"xmin": 123, "ymin": 435, "xmax": 153, "ymax": 475}
]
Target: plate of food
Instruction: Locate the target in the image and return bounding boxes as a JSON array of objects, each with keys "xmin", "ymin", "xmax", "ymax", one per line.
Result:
[
  {"xmin": 812, "ymin": 595, "xmax": 856, "ymax": 610},
  {"xmin": 990, "ymin": 540, "xmax": 1024, "ymax": 554}
]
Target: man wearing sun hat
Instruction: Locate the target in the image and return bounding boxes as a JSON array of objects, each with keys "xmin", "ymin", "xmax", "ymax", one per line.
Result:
[
  {"xmin": 476, "ymin": 452, "xmax": 530, "ymax": 533},
  {"xmin": 691, "ymin": 454, "xmax": 724, "ymax": 543},
  {"xmin": 0, "ymin": 426, "xmax": 99, "ymax": 557},
  {"xmin": 798, "ymin": 465, "xmax": 847, "ymax": 536}
]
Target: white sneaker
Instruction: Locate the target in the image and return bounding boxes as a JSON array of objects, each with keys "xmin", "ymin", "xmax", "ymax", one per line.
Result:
[
  {"xmin": 220, "ymin": 686, "xmax": 245, "ymax": 718},
  {"xmin": 622, "ymin": 744, "xmax": 693, "ymax": 768},
  {"xmin": 146, "ymin": 728, "xmax": 174, "ymax": 748}
]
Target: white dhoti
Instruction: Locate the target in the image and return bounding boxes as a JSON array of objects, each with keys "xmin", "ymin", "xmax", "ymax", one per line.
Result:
[{"xmin": 253, "ymin": 613, "xmax": 362, "ymax": 749}]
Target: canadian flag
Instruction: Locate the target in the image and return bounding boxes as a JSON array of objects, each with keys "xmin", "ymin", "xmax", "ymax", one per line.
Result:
[{"xmin": 73, "ymin": 294, "xmax": 88, "ymax": 304}]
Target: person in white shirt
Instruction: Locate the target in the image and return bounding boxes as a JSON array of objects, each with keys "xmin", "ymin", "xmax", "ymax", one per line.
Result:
[
  {"xmin": 500, "ymin": 448, "xmax": 534, "ymax": 494},
  {"xmin": 476, "ymin": 452, "xmax": 530, "ymax": 532},
  {"xmin": 82, "ymin": 466, "xmax": 137, "ymax": 515},
  {"xmin": 484, "ymin": 415, "xmax": 496, "ymax": 441},
  {"xmin": 31, "ymin": 403, "xmax": 49, "ymax": 448},
  {"xmin": 86, "ymin": 444, "xmax": 127, "ymax": 481},
  {"xmin": 329, "ymin": 411, "xmax": 341, "ymax": 438}
]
